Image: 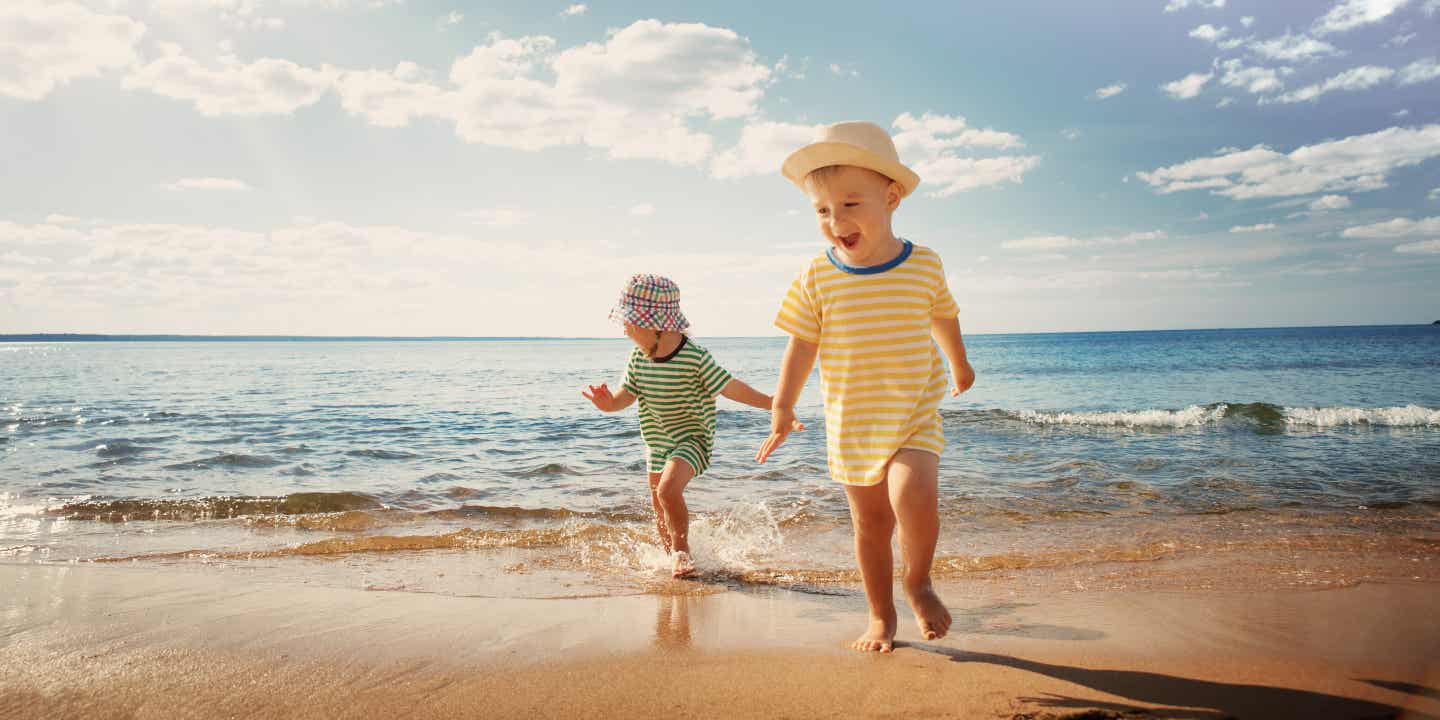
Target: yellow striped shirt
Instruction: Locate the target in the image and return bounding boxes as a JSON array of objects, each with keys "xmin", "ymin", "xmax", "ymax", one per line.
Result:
[{"xmin": 774, "ymin": 240, "xmax": 959, "ymax": 485}]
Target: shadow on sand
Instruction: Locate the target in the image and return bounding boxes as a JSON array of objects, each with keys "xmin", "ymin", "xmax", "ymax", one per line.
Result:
[{"xmin": 912, "ymin": 646, "xmax": 1437, "ymax": 720}]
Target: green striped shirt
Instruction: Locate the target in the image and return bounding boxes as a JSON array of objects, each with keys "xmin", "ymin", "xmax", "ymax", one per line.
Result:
[{"xmin": 622, "ymin": 338, "xmax": 733, "ymax": 451}]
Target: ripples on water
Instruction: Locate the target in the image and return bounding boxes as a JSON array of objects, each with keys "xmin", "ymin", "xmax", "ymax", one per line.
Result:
[{"xmin": 2, "ymin": 327, "xmax": 1438, "ymax": 596}]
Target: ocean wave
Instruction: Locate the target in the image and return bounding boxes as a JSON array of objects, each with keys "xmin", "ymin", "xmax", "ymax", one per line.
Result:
[
  {"xmin": 1007, "ymin": 405, "xmax": 1227, "ymax": 428},
  {"xmin": 344, "ymin": 448, "xmax": 421, "ymax": 460},
  {"xmin": 165, "ymin": 453, "xmax": 285, "ymax": 470},
  {"xmin": 504, "ymin": 462, "xmax": 586, "ymax": 478},
  {"xmin": 1284, "ymin": 404, "xmax": 1440, "ymax": 427},
  {"xmin": 47, "ymin": 492, "xmax": 383, "ymax": 521},
  {"xmin": 994, "ymin": 402, "xmax": 1439, "ymax": 430}
]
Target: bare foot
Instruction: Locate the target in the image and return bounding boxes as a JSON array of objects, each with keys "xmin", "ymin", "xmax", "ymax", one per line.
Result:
[
  {"xmin": 850, "ymin": 610, "xmax": 897, "ymax": 653},
  {"xmin": 671, "ymin": 551, "xmax": 696, "ymax": 578},
  {"xmin": 904, "ymin": 582, "xmax": 952, "ymax": 640}
]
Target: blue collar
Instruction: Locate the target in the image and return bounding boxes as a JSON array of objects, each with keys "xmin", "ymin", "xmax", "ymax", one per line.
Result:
[{"xmin": 826, "ymin": 239, "xmax": 913, "ymax": 275}]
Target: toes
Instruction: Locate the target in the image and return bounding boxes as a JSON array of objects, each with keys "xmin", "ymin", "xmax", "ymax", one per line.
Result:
[{"xmin": 879, "ymin": 640, "xmax": 893, "ymax": 653}]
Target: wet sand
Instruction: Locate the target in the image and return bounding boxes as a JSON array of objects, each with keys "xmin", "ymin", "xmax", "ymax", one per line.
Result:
[{"xmin": 2, "ymin": 564, "xmax": 1437, "ymax": 719}]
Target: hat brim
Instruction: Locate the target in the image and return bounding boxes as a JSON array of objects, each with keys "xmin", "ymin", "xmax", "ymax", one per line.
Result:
[
  {"xmin": 608, "ymin": 304, "xmax": 689, "ymax": 333},
  {"xmin": 781, "ymin": 141, "xmax": 921, "ymax": 198}
]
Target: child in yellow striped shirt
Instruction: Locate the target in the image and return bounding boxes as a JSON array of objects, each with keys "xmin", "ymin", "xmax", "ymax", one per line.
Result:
[{"xmin": 756, "ymin": 121, "xmax": 976, "ymax": 653}]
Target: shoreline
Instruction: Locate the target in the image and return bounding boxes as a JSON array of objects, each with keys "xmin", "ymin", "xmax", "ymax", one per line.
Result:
[{"xmin": 4, "ymin": 564, "xmax": 1437, "ymax": 719}]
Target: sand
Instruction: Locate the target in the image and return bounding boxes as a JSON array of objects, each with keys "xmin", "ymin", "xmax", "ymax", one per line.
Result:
[{"xmin": 2, "ymin": 563, "xmax": 1437, "ymax": 719}]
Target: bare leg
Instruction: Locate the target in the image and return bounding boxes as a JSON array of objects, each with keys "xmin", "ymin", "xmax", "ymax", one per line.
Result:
[
  {"xmin": 656, "ymin": 459, "xmax": 695, "ymax": 555},
  {"xmin": 647, "ymin": 472, "xmax": 671, "ymax": 553},
  {"xmin": 843, "ymin": 481, "xmax": 898, "ymax": 653},
  {"xmin": 888, "ymin": 449, "xmax": 952, "ymax": 641}
]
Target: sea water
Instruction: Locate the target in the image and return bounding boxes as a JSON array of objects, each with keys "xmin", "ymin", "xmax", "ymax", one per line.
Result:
[{"xmin": 2, "ymin": 326, "xmax": 1437, "ymax": 597}]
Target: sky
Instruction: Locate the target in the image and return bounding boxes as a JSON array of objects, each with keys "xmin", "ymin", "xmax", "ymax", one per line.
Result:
[{"xmin": 2, "ymin": 0, "xmax": 1439, "ymax": 337}]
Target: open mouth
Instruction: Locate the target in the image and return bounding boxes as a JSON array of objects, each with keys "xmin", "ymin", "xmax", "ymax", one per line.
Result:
[{"xmin": 837, "ymin": 233, "xmax": 859, "ymax": 250}]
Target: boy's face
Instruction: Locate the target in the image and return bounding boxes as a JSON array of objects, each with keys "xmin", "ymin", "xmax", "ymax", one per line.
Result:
[
  {"xmin": 804, "ymin": 165, "xmax": 902, "ymax": 267},
  {"xmin": 623, "ymin": 321, "xmax": 659, "ymax": 348}
]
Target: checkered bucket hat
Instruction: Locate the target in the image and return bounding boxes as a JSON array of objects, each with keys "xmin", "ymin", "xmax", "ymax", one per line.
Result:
[{"xmin": 608, "ymin": 273, "xmax": 689, "ymax": 332}]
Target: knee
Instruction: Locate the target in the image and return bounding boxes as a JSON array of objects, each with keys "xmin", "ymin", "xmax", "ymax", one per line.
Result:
[
  {"xmin": 656, "ymin": 479, "xmax": 685, "ymax": 505},
  {"xmin": 852, "ymin": 508, "xmax": 895, "ymax": 537}
]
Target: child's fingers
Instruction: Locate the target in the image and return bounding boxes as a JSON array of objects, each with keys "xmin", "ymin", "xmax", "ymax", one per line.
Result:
[{"xmin": 755, "ymin": 431, "xmax": 787, "ymax": 463}]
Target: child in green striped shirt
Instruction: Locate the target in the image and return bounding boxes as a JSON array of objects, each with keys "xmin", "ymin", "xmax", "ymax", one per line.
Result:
[{"xmin": 582, "ymin": 274, "xmax": 798, "ymax": 578}]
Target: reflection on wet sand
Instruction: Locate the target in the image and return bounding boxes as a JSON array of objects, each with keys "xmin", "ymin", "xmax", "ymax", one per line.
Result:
[{"xmin": 654, "ymin": 594, "xmax": 692, "ymax": 649}]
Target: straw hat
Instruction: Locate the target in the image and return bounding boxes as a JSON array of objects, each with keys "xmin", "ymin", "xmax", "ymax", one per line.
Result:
[
  {"xmin": 608, "ymin": 273, "xmax": 689, "ymax": 332},
  {"xmin": 781, "ymin": 121, "xmax": 921, "ymax": 197}
]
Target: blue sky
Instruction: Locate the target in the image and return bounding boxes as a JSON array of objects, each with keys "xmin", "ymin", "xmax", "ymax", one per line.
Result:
[{"xmin": 2, "ymin": 0, "xmax": 1438, "ymax": 336}]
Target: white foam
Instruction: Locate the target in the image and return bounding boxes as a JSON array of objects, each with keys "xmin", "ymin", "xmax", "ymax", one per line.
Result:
[
  {"xmin": 688, "ymin": 502, "xmax": 784, "ymax": 573},
  {"xmin": 1013, "ymin": 404, "xmax": 1227, "ymax": 428},
  {"xmin": 1284, "ymin": 404, "xmax": 1440, "ymax": 428}
]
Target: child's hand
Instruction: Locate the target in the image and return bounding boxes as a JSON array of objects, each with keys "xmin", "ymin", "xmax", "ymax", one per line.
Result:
[
  {"xmin": 950, "ymin": 360, "xmax": 976, "ymax": 396},
  {"xmin": 582, "ymin": 383, "xmax": 617, "ymax": 412},
  {"xmin": 755, "ymin": 406, "xmax": 804, "ymax": 463}
]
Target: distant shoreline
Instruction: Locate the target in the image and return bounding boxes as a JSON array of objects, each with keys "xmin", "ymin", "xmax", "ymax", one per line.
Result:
[{"xmin": 0, "ymin": 324, "xmax": 1433, "ymax": 342}]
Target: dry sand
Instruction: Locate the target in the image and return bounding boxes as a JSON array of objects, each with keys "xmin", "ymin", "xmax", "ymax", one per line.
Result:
[{"xmin": 2, "ymin": 563, "xmax": 1437, "ymax": 719}]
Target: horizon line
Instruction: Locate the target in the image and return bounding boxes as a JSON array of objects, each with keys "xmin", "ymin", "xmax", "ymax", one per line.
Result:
[{"xmin": 1, "ymin": 322, "xmax": 1434, "ymax": 342}]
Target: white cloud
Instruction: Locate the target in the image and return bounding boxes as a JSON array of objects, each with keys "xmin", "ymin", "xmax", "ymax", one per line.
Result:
[
  {"xmin": 1398, "ymin": 57, "xmax": 1440, "ymax": 85},
  {"xmin": 1389, "ymin": 32, "xmax": 1416, "ymax": 45},
  {"xmin": 1341, "ymin": 216, "xmax": 1440, "ymax": 238},
  {"xmin": 44, "ymin": 214, "xmax": 82, "ymax": 225},
  {"xmin": 1002, "ymin": 235, "xmax": 1084, "ymax": 250},
  {"xmin": 1265, "ymin": 64, "xmax": 1394, "ymax": 103},
  {"xmin": 1061, "ymin": 128, "xmax": 1081, "ymax": 141},
  {"xmin": 1427, "ymin": 0, "xmax": 1440, "ymax": 15},
  {"xmin": 1249, "ymin": 33, "xmax": 1339, "ymax": 62},
  {"xmin": 0, "ymin": 251, "xmax": 51, "ymax": 266},
  {"xmin": 1161, "ymin": 71, "xmax": 1213, "ymax": 99},
  {"xmin": 1429, "ymin": 187, "xmax": 1440, "ymax": 200},
  {"xmin": 1216, "ymin": 97, "xmax": 1235, "ymax": 108},
  {"xmin": 710, "ymin": 121, "xmax": 818, "ymax": 179},
  {"xmin": 1002, "ymin": 230, "xmax": 1166, "ymax": 251},
  {"xmin": 1093, "ymin": 82, "xmax": 1127, "ymax": 99},
  {"xmin": 1309, "ymin": 194, "xmax": 1352, "ymax": 210},
  {"xmin": 1164, "ymin": 0, "xmax": 1226, "ymax": 12},
  {"xmin": 1118, "ymin": 230, "xmax": 1169, "ymax": 243},
  {"xmin": 913, "ymin": 155, "xmax": 1042, "ymax": 198},
  {"xmin": 884, "ymin": 112, "xmax": 1038, "ymax": 197},
  {"xmin": 124, "ymin": 45, "xmax": 336, "ymax": 115},
  {"xmin": 335, "ymin": 62, "xmax": 445, "ymax": 128},
  {"xmin": 162, "ymin": 177, "xmax": 251, "ymax": 191},
  {"xmin": 1218, "ymin": 59, "xmax": 1287, "ymax": 94},
  {"xmin": 0, "ymin": 2, "xmax": 146, "ymax": 101},
  {"xmin": 562, "ymin": 4, "xmax": 587, "ymax": 16},
  {"xmin": 1189, "ymin": 24, "xmax": 1228, "ymax": 42},
  {"xmin": 1230, "ymin": 223, "xmax": 1276, "ymax": 232},
  {"xmin": 1395, "ymin": 239, "xmax": 1440, "ymax": 253},
  {"xmin": 333, "ymin": 21, "xmax": 772, "ymax": 167},
  {"xmin": 1313, "ymin": 0, "xmax": 1412, "ymax": 35},
  {"xmin": 1240, "ymin": 15, "xmax": 1256, "ymax": 27},
  {"xmin": 1394, "ymin": 108, "xmax": 1410, "ymax": 117},
  {"xmin": 444, "ymin": 10, "xmax": 463, "ymax": 25},
  {"xmin": 892, "ymin": 111, "xmax": 1025, "ymax": 152},
  {"xmin": 462, "ymin": 208, "xmax": 533, "ymax": 227},
  {"xmin": 629, "ymin": 203, "xmax": 656, "ymax": 217},
  {"xmin": 1138, "ymin": 124, "xmax": 1440, "ymax": 199}
]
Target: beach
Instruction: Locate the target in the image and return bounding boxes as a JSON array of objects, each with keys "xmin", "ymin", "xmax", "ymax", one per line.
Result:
[
  {"xmin": 3, "ymin": 563, "xmax": 1437, "ymax": 719},
  {"xmin": 3, "ymin": 333, "xmax": 1438, "ymax": 717}
]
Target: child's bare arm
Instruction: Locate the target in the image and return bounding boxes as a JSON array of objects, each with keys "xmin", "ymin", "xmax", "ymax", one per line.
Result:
[
  {"xmin": 756, "ymin": 337, "xmax": 818, "ymax": 463},
  {"xmin": 581, "ymin": 383, "xmax": 637, "ymax": 412},
  {"xmin": 719, "ymin": 378, "xmax": 772, "ymax": 410},
  {"xmin": 930, "ymin": 316, "xmax": 976, "ymax": 396}
]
